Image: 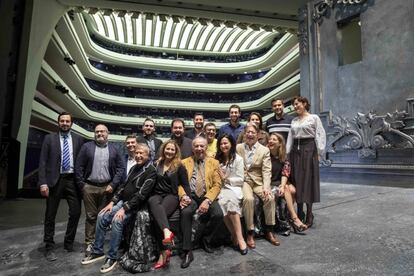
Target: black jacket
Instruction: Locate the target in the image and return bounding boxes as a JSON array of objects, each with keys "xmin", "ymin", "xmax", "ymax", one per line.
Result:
[
  {"xmin": 38, "ymin": 132, "xmax": 84, "ymax": 187},
  {"xmin": 112, "ymin": 162, "xmax": 157, "ymax": 212},
  {"xmin": 137, "ymin": 135, "xmax": 163, "ymax": 160},
  {"xmin": 153, "ymin": 163, "xmax": 191, "ymax": 196}
]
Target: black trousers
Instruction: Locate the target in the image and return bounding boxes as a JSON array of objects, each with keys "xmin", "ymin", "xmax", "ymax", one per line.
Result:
[
  {"xmin": 180, "ymin": 196, "xmax": 223, "ymax": 251},
  {"xmin": 43, "ymin": 174, "xmax": 81, "ymax": 249},
  {"xmin": 148, "ymin": 194, "xmax": 179, "ymax": 250}
]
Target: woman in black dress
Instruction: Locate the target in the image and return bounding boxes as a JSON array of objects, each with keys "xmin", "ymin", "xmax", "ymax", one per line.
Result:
[
  {"xmin": 148, "ymin": 140, "xmax": 191, "ymax": 269},
  {"xmin": 267, "ymin": 133, "xmax": 307, "ymax": 233}
]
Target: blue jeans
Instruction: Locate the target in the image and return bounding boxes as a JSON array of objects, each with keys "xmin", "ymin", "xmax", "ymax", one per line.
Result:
[{"xmin": 93, "ymin": 200, "xmax": 130, "ymax": 260}]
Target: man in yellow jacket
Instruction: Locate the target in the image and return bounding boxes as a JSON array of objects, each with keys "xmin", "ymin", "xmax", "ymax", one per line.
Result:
[{"xmin": 178, "ymin": 137, "xmax": 222, "ymax": 268}]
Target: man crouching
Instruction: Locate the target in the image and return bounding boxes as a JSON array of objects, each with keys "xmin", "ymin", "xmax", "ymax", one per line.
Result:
[{"xmin": 81, "ymin": 143, "xmax": 156, "ymax": 273}]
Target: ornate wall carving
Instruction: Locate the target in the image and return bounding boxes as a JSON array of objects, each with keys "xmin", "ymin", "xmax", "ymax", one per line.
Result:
[
  {"xmin": 297, "ymin": 7, "xmax": 308, "ymax": 56},
  {"xmin": 313, "ymin": 0, "xmax": 368, "ymax": 24},
  {"xmin": 323, "ymin": 105, "xmax": 414, "ymax": 166}
]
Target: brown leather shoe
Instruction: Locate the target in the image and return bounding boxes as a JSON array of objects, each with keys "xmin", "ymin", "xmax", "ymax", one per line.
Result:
[
  {"xmin": 246, "ymin": 233, "xmax": 256, "ymax": 249},
  {"xmin": 266, "ymin": 232, "xmax": 280, "ymax": 246}
]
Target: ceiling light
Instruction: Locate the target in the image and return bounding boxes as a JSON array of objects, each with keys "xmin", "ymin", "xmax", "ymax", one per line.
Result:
[
  {"xmin": 224, "ymin": 21, "xmax": 235, "ymax": 28},
  {"xmin": 172, "ymin": 15, "xmax": 181, "ymax": 23},
  {"xmin": 131, "ymin": 12, "xmax": 140, "ymax": 19},
  {"xmin": 146, "ymin": 13, "xmax": 154, "ymax": 20},
  {"xmin": 185, "ymin": 17, "xmax": 194, "ymax": 24},
  {"xmin": 262, "ymin": 25, "xmax": 274, "ymax": 32},
  {"xmin": 249, "ymin": 24, "xmax": 261, "ymax": 31},
  {"xmin": 211, "ymin": 20, "xmax": 222, "ymax": 27},
  {"xmin": 102, "ymin": 9, "xmax": 112, "ymax": 16},
  {"xmin": 158, "ymin": 14, "xmax": 168, "ymax": 21},
  {"xmin": 198, "ymin": 18, "xmax": 209, "ymax": 26},
  {"xmin": 87, "ymin": 7, "xmax": 98, "ymax": 14},
  {"xmin": 237, "ymin": 23, "xmax": 248, "ymax": 30},
  {"xmin": 117, "ymin": 10, "xmax": 126, "ymax": 17}
]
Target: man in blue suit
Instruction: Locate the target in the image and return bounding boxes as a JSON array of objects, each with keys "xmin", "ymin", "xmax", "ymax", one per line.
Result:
[
  {"xmin": 38, "ymin": 112, "xmax": 84, "ymax": 261},
  {"xmin": 75, "ymin": 124, "xmax": 125, "ymax": 256}
]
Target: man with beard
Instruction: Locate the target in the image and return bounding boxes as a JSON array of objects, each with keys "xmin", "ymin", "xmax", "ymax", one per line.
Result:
[
  {"xmin": 76, "ymin": 124, "xmax": 125, "ymax": 256},
  {"xmin": 185, "ymin": 113, "xmax": 205, "ymax": 139},
  {"xmin": 137, "ymin": 118, "xmax": 162, "ymax": 162},
  {"xmin": 218, "ymin": 104, "xmax": 245, "ymax": 142},
  {"xmin": 38, "ymin": 112, "xmax": 84, "ymax": 261},
  {"xmin": 265, "ymin": 98, "xmax": 293, "ymax": 142},
  {"xmin": 170, "ymin": 118, "xmax": 192, "ymax": 159}
]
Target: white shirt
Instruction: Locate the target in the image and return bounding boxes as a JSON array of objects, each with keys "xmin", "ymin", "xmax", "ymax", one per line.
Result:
[
  {"xmin": 244, "ymin": 142, "xmax": 258, "ymax": 169},
  {"xmin": 286, "ymin": 114, "xmax": 326, "ymax": 155},
  {"xmin": 126, "ymin": 156, "xmax": 136, "ymax": 175}
]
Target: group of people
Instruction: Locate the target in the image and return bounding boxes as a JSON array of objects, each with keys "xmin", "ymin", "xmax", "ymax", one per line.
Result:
[{"xmin": 38, "ymin": 96, "xmax": 326, "ymax": 273}]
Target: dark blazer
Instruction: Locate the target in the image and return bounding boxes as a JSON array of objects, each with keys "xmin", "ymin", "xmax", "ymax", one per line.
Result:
[
  {"xmin": 137, "ymin": 135, "xmax": 163, "ymax": 160},
  {"xmin": 184, "ymin": 129, "xmax": 205, "ymax": 140},
  {"xmin": 111, "ymin": 162, "xmax": 157, "ymax": 212},
  {"xmin": 172, "ymin": 136, "xmax": 193, "ymax": 159},
  {"xmin": 75, "ymin": 141, "xmax": 125, "ymax": 190},
  {"xmin": 38, "ymin": 132, "xmax": 84, "ymax": 188},
  {"xmin": 153, "ymin": 163, "xmax": 191, "ymax": 196}
]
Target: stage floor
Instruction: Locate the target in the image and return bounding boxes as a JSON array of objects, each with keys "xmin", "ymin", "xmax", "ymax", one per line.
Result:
[{"xmin": 1, "ymin": 182, "xmax": 413, "ymax": 275}]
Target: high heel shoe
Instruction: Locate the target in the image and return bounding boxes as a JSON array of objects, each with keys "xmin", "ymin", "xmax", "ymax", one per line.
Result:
[
  {"xmin": 239, "ymin": 244, "xmax": 248, "ymax": 255},
  {"xmin": 162, "ymin": 232, "xmax": 175, "ymax": 246},
  {"xmin": 306, "ymin": 213, "xmax": 314, "ymax": 228},
  {"xmin": 153, "ymin": 249, "xmax": 171, "ymax": 269},
  {"xmin": 298, "ymin": 211, "xmax": 305, "ymax": 223},
  {"xmin": 289, "ymin": 218, "xmax": 307, "ymax": 233}
]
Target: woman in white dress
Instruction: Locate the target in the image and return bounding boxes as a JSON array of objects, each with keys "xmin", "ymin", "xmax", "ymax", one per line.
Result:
[
  {"xmin": 286, "ymin": 96, "xmax": 326, "ymax": 228},
  {"xmin": 216, "ymin": 134, "xmax": 247, "ymax": 255}
]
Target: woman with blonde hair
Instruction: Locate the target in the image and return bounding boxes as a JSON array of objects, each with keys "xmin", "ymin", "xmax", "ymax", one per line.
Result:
[
  {"xmin": 268, "ymin": 132, "xmax": 307, "ymax": 233},
  {"xmin": 148, "ymin": 140, "xmax": 191, "ymax": 269}
]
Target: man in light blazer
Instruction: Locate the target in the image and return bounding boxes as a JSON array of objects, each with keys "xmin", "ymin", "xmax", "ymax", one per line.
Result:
[
  {"xmin": 236, "ymin": 123, "xmax": 280, "ymax": 248},
  {"xmin": 178, "ymin": 137, "xmax": 223, "ymax": 268},
  {"xmin": 38, "ymin": 112, "xmax": 84, "ymax": 261}
]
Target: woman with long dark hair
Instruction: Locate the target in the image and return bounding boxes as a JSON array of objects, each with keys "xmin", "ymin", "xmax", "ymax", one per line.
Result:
[
  {"xmin": 267, "ymin": 132, "xmax": 307, "ymax": 233},
  {"xmin": 286, "ymin": 96, "xmax": 326, "ymax": 228},
  {"xmin": 216, "ymin": 134, "xmax": 247, "ymax": 255},
  {"xmin": 237, "ymin": 112, "xmax": 269, "ymax": 145},
  {"xmin": 148, "ymin": 140, "xmax": 191, "ymax": 269}
]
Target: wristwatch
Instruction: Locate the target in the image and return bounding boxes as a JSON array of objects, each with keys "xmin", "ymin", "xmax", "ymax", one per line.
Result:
[{"xmin": 206, "ymin": 199, "xmax": 212, "ymax": 205}]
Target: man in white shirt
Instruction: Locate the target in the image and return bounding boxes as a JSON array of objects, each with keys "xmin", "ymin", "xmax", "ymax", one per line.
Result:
[{"xmin": 124, "ymin": 135, "xmax": 137, "ymax": 175}]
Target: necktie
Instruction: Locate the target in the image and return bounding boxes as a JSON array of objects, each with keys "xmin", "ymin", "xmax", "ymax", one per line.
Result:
[
  {"xmin": 195, "ymin": 161, "xmax": 204, "ymax": 197},
  {"xmin": 62, "ymin": 134, "xmax": 70, "ymax": 172}
]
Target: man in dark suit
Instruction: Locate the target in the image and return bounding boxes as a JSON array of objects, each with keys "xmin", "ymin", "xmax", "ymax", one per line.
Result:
[
  {"xmin": 38, "ymin": 112, "xmax": 84, "ymax": 261},
  {"xmin": 137, "ymin": 118, "xmax": 162, "ymax": 162},
  {"xmin": 171, "ymin": 118, "xmax": 193, "ymax": 159},
  {"xmin": 184, "ymin": 112, "xmax": 205, "ymax": 139},
  {"xmin": 75, "ymin": 124, "xmax": 125, "ymax": 256}
]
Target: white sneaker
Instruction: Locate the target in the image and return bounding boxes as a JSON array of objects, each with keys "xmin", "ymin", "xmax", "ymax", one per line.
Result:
[
  {"xmin": 100, "ymin": 258, "xmax": 117, "ymax": 273},
  {"xmin": 81, "ymin": 253, "xmax": 105, "ymax": 265}
]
